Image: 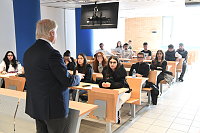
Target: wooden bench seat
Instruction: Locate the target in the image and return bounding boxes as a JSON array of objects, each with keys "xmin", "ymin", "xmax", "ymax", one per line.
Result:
[{"xmin": 126, "ymin": 98, "xmax": 139, "ymax": 104}]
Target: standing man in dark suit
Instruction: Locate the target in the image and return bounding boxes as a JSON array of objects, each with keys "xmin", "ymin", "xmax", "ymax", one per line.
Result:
[{"xmin": 23, "ymin": 19, "xmax": 83, "ymax": 133}]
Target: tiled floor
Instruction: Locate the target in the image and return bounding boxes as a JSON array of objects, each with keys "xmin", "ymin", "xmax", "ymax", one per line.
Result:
[
  {"xmin": 124, "ymin": 64, "xmax": 200, "ymax": 133},
  {"xmin": 0, "ymin": 63, "xmax": 200, "ymax": 133}
]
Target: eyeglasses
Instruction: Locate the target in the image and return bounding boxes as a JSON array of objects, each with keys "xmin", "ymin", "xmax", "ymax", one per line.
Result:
[
  {"xmin": 137, "ymin": 57, "xmax": 144, "ymax": 59},
  {"xmin": 109, "ymin": 61, "xmax": 117, "ymax": 64},
  {"xmin": 78, "ymin": 58, "xmax": 84, "ymax": 60},
  {"xmin": 97, "ymin": 55, "xmax": 102, "ymax": 58}
]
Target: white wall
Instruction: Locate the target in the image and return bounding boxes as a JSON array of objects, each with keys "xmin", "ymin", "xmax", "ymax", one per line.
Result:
[
  {"xmin": 93, "ymin": 18, "xmax": 125, "ymax": 54},
  {"xmin": 65, "ymin": 9, "xmax": 76, "ymax": 58},
  {"xmin": 0, "ymin": 1, "xmax": 16, "ymax": 60},
  {"xmin": 40, "ymin": 6, "xmax": 66, "ymax": 55}
]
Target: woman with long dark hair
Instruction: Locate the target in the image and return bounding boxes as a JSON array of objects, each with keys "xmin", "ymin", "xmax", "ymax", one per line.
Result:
[
  {"xmin": 150, "ymin": 50, "xmax": 168, "ymax": 85},
  {"xmin": 72, "ymin": 53, "xmax": 92, "ymax": 101},
  {"xmin": 99, "ymin": 56, "xmax": 131, "ymax": 123},
  {"xmin": 0, "ymin": 51, "xmax": 23, "ymax": 74},
  {"xmin": 93, "ymin": 52, "xmax": 107, "ymax": 73}
]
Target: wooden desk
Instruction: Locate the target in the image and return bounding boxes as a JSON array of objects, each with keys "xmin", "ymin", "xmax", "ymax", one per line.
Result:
[
  {"xmin": 88, "ymin": 87, "xmax": 128, "ymax": 133},
  {"xmin": 0, "ymin": 88, "xmax": 98, "ymax": 133},
  {"xmin": 0, "ymin": 88, "xmax": 26, "ymax": 99},
  {"xmin": 0, "ymin": 73, "xmax": 17, "ymax": 78},
  {"xmin": 92, "ymin": 73, "xmax": 103, "ymax": 81},
  {"xmin": 122, "ymin": 62, "xmax": 132, "ymax": 68},
  {"xmin": 69, "ymin": 101, "xmax": 98, "ymax": 117},
  {"xmin": 70, "ymin": 82, "xmax": 128, "ymax": 94},
  {"xmin": 126, "ymin": 77, "xmax": 148, "ymax": 105},
  {"xmin": 144, "ymin": 60, "xmax": 152, "ymax": 63},
  {"xmin": 119, "ymin": 58, "xmax": 131, "ymax": 62},
  {"xmin": 125, "ymin": 68, "xmax": 130, "ymax": 72}
]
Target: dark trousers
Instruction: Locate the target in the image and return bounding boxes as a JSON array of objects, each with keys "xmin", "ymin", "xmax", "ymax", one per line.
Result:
[
  {"xmin": 157, "ymin": 73, "xmax": 165, "ymax": 86},
  {"xmin": 72, "ymin": 90, "xmax": 87, "ymax": 101},
  {"xmin": 179, "ymin": 62, "xmax": 187, "ymax": 80},
  {"xmin": 36, "ymin": 117, "xmax": 68, "ymax": 133}
]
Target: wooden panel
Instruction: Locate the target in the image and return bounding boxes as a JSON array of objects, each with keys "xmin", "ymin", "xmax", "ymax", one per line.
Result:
[
  {"xmin": 126, "ymin": 77, "xmax": 148, "ymax": 105},
  {"xmin": 125, "ymin": 17, "xmax": 162, "ymax": 51},
  {"xmin": 88, "ymin": 87, "xmax": 119, "ymax": 123},
  {"xmin": 176, "ymin": 58, "xmax": 184, "ymax": 72},
  {"xmin": 148, "ymin": 70, "xmax": 161, "ymax": 84},
  {"xmin": 4, "ymin": 76, "xmax": 26, "ymax": 92},
  {"xmin": 166, "ymin": 61, "xmax": 177, "ymax": 77}
]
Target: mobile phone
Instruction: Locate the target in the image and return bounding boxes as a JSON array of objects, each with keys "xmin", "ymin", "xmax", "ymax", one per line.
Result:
[{"xmin": 82, "ymin": 85, "xmax": 91, "ymax": 87}]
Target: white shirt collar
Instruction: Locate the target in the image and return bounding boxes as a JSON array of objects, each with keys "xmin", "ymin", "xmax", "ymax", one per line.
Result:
[{"xmin": 39, "ymin": 38, "xmax": 53, "ymax": 45}]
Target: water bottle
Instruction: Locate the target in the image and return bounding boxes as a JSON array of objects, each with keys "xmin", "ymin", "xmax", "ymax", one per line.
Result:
[{"xmin": 132, "ymin": 69, "xmax": 136, "ymax": 78}]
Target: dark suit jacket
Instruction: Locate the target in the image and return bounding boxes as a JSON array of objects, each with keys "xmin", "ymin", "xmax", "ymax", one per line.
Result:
[{"xmin": 23, "ymin": 39, "xmax": 80, "ymax": 120}]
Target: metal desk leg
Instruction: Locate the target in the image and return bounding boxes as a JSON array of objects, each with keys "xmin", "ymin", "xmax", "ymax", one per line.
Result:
[
  {"xmin": 130, "ymin": 104, "xmax": 135, "ymax": 118},
  {"xmin": 75, "ymin": 90, "xmax": 79, "ymax": 101},
  {"xmin": 147, "ymin": 91, "xmax": 151, "ymax": 105},
  {"xmin": 106, "ymin": 122, "xmax": 112, "ymax": 133},
  {"xmin": 160, "ymin": 83, "xmax": 163, "ymax": 96}
]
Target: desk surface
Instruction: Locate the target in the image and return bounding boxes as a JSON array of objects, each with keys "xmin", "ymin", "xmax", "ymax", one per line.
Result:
[
  {"xmin": 0, "ymin": 88, "xmax": 98, "ymax": 117},
  {"xmin": 70, "ymin": 82, "xmax": 128, "ymax": 94},
  {"xmin": 0, "ymin": 88, "xmax": 26, "ymax": 99},
  {"xmin": 0, "ymin": 73, "xmax": 17, "ymax": 78},
  {"xmin": 69, "ymin": 101, "xmax": 98, "ymax": 116}
]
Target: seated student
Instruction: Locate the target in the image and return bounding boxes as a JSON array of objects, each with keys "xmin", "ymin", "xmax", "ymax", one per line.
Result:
[
  {"xmin": 63, "ymin": 50, "xmax": 76, "ymax": 71},
  {"xmin": 121, "ymin": 43, "xmax": 133, "ymax": 59},
  {"xmin": 129, "ymin": 52, "xmax": 159, "ymax": 105},
  {"xmin": 129, "ymin": 52, "xmax": 149, "ymax": 77},
  {"xmin": 0, "ymin": 51, "xmax": 23, "ymax": 74},
  {"xmin": 99, "ymin": 56, "xmax": 131, "ymax": 123},
  {"xmin": 176, "ymin": 43, "xmax": 188, "ymax": 82},
  {"xmin": 127, "ymin": 40, "xmax": 133, "ymax": 49},
  {"xmin": 165, "ymin": 44, "xmax": 182, "ymax": 61},
  {"xmin": 141, "ymin": 42, "xmax": 152, "ymax": 60},
  {"xmin": 93, "ymin": 52, "xmax": 107, "ymax": 73},
  {"xmin": 150, "ymin": 50, "xmax": 168, "ymax": 86},
  {"xmin": 112, "ymin": 41, "xmax": 123, "ymax": 55},
  {"xmin": 72, "ymin": 53, "xmax": 92, "ymax": 101},
  {"xmin": 95, "ymin": 43, "xmax": 113, "ymax": 56}
]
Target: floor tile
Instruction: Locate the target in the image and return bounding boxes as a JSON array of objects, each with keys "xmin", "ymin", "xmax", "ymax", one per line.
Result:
[
  {"xmin": 130, "ymin": 122, "xmax": 151, "ymax": 131},
  {"xmin": 191, "ymin": 121, "xmax": 200, "ymax": 128},
  {"xmin": 124, "ymin": 128, "xmax": 145, "ymax": 133},
  {"xmin": 173, "ymin": 118, "xmax": 193, "ymax": 126},
  {"xmin": 170, "ymin": 123, "xmax": 190, "ymax": 132},
  {"xmin": 137, "ymin": 117, "xmax": 156, "ymax": 125},
  {"xmin": 146, "ymin": 125, "xmax": 168, "ymax": 133},
  {"xmin": 188, "ymin": 127, "xmax": 200, "ymax": 133},
  {"xmin": 166, "ymin": 129, "xmax": 186, "ymax": 133},
  {"xmin": 152, "ymin": 119, "xmax": 173, "ymax": 128}
]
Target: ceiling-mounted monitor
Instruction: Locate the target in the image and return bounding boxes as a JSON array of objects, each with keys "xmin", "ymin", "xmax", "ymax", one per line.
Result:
[{"xmin": 80, "ymin": 2, "xmax": 119, "ymax": 29}]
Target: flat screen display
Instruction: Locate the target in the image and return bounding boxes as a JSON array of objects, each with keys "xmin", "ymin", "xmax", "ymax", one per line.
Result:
[{"xmin": 80, "ymin": 2, "xmax": 119, "ymax": 29}]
